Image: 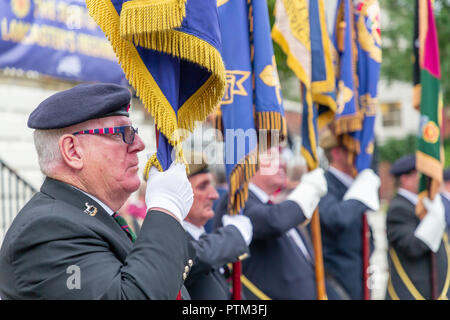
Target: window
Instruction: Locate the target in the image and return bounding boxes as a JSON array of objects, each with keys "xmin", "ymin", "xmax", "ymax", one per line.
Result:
[{"xmin": 380, "ymin": 102, "xmax": 401, "ymax": 127}]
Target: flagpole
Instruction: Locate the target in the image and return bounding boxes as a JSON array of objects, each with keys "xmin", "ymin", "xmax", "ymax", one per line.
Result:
[
  {"xmin": 362, "ymin": 213, "xmax": 370, "ymax": 300},
  {"xmin": 232, "ymin": 261, "xmax": 242, "ymax": 300},
  {"xmin": 310, "ymin": 207, "xmax": 327, "ymax": 300},
  {"xmin": 425, "ymin": 176, "xmax": 438, "ymax": 300}
]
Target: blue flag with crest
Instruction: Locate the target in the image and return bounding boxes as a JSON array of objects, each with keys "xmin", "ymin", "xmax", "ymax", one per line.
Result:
[{"xmin": 216, "ymin": 0, "xmax": 286, "ymax": 215}]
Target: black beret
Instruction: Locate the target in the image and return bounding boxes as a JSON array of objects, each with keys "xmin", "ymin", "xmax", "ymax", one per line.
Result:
[
  {"xmin": 184, "ymin": 150, "xmax": 209, "ymax": 178},
  {"xmin": 28, "ymin": 83, "xmax": 131, "ymax": 129},
  {"xmin": 390, "ymin": 154, "xmax": 416, "ymax": 177},
  {"xmin": 444, "ymin": 168, "xmax": 450, "ymax": 181}
]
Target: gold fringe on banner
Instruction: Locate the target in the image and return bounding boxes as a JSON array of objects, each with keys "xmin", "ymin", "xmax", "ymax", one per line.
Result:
[
  {"xmin": 227, "ymin": 150, "xmax": 259, "ymax": 215},
  {"xmin": 334, "ymin": 114, "xmax": 363, "ymax": 135},
  {"xmin": 86, "ymin": 0, "xmax": 225, "ymax": 175},
  {"xmin": 120, "ymin": 0, "xmax": 187, "ymax": 39},
  {"xmin": 255, "ymin": 111, "xmax": 287, "ymax": 148}
]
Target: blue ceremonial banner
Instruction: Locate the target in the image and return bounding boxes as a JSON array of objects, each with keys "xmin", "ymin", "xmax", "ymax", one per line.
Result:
[
  {"xmin": 217, "ymin": 0, "xmax": 286, "ymax": 214},
  {"xmin": 272, "ymin": 0, "xmax": 335, "ymax": 170},
  {"xmin": 352, "ymin": 0, "xmax": 381, "ymax": 172},
  {"xmin": 333, "ymin": 0, "xmax": 362, "ymax": 137},
  {"xmin": 0, "ymin": 0, "xmax": 125, "ymax": 84},
  {"xmin": 86, "ymin": 0, "xmax": 225, "ymax": 174},
  {"xmin": 332, "ymin": 0, "xmax": 381, "ymax": 172}
]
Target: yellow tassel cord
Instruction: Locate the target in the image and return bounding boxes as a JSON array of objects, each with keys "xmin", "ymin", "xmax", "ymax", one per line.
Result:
[
  {"xmin": 120, "ymin": 0, "xmax": 186, "ymax": 39},
  {"xmin": 86, "ymin": 0, "xmax": 225, "ymax": 174},
  {"xmin": 213, "ymin": 105, "xmax": 224, "ymax": 141},
  {"xmin": 227, "ymin": 150, "xmax": 259, "ymax": 215},
  {"xmin": 143, "ymin": 147, "xmax": 186, "ymax": 180}
]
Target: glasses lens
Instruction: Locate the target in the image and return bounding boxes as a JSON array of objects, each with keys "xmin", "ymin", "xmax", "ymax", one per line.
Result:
[{"xmin": 123, "ymin": 126, "xmax": 135, "ymax": 144}]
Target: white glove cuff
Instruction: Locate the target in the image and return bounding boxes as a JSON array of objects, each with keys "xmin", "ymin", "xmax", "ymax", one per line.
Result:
[
  {"xmin": 414, "ymin": 209, "xmax": 446, "ymax": 252},
  {"xmin": 147, "ymin": 196, "xmax": 183, "ymax": 222},
  {"xmin": 287, "ymin": 184, "xmax": 320, "ymax": 220},
  {"xmin": 222, "ymin": 215, "xmax": 253, "ymax": 246},
  {"xmin": 343, "ymin": 190, "xmax": 380, "ymax": 212}
]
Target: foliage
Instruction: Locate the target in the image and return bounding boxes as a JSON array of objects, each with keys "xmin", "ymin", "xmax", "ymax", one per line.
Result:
[
  {"xmin": 380, "ymin": 0, "xmax": 450, "ymax": 106},
  {"xmin": 378, "ymin": 134, "xmax": 417, "ymax": 163},
  {"xmin": 379, "ymin": 134, "xmax": 450, "ymax": 167}
]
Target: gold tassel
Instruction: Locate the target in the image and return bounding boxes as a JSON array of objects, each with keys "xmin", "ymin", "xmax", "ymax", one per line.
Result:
[{"xmin": 120, "ymin": 0, "xmax": 187, "ymax": 38}]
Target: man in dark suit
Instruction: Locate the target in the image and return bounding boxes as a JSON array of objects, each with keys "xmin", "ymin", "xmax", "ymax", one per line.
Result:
[
  {"xmin": 215, "ymin": 146, "xmax": 347, "ymax": 300},
  {"xmin": 182, "ymin": 151, "xmax": 252, "ymax": 299},
  {"xmin": 0, "ymin": 83, "xmax": 195, "ymax": 299},
  {"xmin": 386, "ymin": 154, "xmax": 449, "ymax": 300},
  {"xmin": 317, "ymin": 129, "xmax": 381, "ymax": 300}
]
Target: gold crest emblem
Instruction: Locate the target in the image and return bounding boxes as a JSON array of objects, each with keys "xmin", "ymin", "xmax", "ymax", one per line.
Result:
[
  {"xmin": 83, "ymin": 203, "xmax": 98, "ymax": 217},
  {"xmin": 422, "ymin": 121, "xmax": 439, "ymax": 144}
]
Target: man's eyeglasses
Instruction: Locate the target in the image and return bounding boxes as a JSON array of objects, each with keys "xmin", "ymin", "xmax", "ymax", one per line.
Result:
[{"xmin": 72, "ymin": 126, "xmax": 138, "ymax": 145}]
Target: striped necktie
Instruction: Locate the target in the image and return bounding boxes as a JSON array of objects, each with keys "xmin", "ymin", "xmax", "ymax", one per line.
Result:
[{"xmin": 113, "ymin": 213, "xmax": 137, "ymax": 242}]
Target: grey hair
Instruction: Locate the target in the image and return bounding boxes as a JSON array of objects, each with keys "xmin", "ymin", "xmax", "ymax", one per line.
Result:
[{"xmin": 33, "ymin": 128, "xmax": 67, "ymax": 176}]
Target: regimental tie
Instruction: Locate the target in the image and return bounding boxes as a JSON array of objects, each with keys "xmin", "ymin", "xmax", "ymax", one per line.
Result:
[
  {"xmin": 112, "ymin": 213, "xmax": 137, "ymax": 242},
  {"xmin": 112, "ymin": 212, "xmax": 184, "ymax": 300}
]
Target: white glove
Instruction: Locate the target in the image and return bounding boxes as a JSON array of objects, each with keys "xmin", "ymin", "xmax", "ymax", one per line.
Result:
[
  {"xmin": 343, "ymin": 169, "xmax": 380, "ymax": 211},
  {"xmin": 222, "ymin": 214, "xmax": 253, "ymax": 246},
  {"xmin": 414, "ymin": 194, "xmax": 446, "ymax": 252},
  {"xmin": 145, "ymin": 162, "xmax": 194, "ymax": 223},
  {"xmin": 287, "ymin": 168, "xmax": 328, "ymax": 219}
]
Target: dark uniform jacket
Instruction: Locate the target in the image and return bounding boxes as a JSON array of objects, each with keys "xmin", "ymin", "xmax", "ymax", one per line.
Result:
[
  {"xmin": 215, "ymin": 190, "xmax": 346, "ymax": 300},
  {"xmin": 317, "ymin": 170, "xmax": 374, "ymax": 300},
  {"xmin": 185, "ymin": 225, "xmax": 249, "ymax": 299},
  {"xmin": 386, "ymin": 193, "xmax": 449, "ymax": 300},
  {"xmin": 0, "ymin": 177, "xmax": 194, "ymax": 299}
]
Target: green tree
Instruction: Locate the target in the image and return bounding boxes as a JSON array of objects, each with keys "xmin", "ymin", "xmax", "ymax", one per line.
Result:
[
  {"xmin": 378, "ymin": 134, "xmax": 417, "ymax": 163},
  {"xmin": 381, "ymin": 0, "xmax": 450, "ymax": 106}
]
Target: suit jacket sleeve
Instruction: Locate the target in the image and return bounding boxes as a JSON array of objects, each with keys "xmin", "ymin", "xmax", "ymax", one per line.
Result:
[
  {"xmin": 185, "ymin": 225, "xmax": 249, "ymax": 282},
  {"xmin": 6, "ymin": 210, "xmax": 193, "ymax": 300},
  {"xmin": 318, "ymin": 193, "xmax": 368, "ymax": 233},
  {"xmin": 244, "ymin": 197, "xmax": 307, "ymax": 240},
  {"xmin": 386, "ymin": 199, "xmax": 430, "ymax": 259}
]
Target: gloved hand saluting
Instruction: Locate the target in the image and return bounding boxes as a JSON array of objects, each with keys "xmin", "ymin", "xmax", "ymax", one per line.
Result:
[
  {"xmin": 222, "ymin": 214, "xmax": 253, "ymax": 246},
  {"xmin": 287, "ymin": 167, "xmax": 328, "ymax": 219},
  {"xmin": 414, "ymin": 194, "xmax": 446, "ymax": 252},
  {"xmin": 343, "ymin": 168, "xmax": 380, "ymax": 211},
  {"xmin": 145, "ymin": 162, "xmax": 194, "ymax": 223}
]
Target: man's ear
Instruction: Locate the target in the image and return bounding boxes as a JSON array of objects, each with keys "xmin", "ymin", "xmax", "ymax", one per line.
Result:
[{"xmin": 59, "ymin": 134, "xmax": 83, "ymax": 170}]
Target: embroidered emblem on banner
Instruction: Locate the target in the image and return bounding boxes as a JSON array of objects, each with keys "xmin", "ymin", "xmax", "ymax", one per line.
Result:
[{"xmin": 222, "ymin": 70, "xmax": 251, "ymax": 105}]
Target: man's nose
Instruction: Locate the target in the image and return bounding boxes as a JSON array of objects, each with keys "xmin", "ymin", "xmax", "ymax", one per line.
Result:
[
  {"xmin": 210, "ymin": 187, "xmax": 219, "ymax": 200},
  {"xmin": 129, "ymin": 133, "xmax": 145, "ymax": 152}
]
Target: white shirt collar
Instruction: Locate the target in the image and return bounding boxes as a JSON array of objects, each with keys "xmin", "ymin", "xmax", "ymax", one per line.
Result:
[
  {"xmin": 249, "ymin": 183, "xmax": 270, "ymax": 204},
  {"xmin": 441, "ymin": 191, "xmax": 450, "ymax": 201},
  {"xmin": 397, "ymin": 188, "xmax": 418, "ymax": 205},
  {"xmin": 329, "ymin": 166, "xmax": 354, "ymax": 188},
  {"xmin": 182, "ymin": 221, "xmax": 205, "ymax": 241},
  {"xmin": 72, "ymin": 186, "xmax": 115, "ymax": 216}
]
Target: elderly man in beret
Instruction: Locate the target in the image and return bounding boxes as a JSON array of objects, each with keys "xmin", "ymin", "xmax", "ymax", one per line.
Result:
[
  {"xmin": 385, "ymin": 154, "xmax": 449, "ymax": 300},
  {"xmin": 0, "ymin": 83, "xmax": 195, "ymax": 299},
  {"xmin": 182, "ymin": 150, "xmax": 252, "ymax": 299},
  {"xmin": 317, "ymin": 128, "xmax": 380, "ymax": 300}
]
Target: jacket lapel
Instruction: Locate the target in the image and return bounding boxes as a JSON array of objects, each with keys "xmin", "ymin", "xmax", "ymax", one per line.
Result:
[{"xmin": 40, "ymin": 177, "xmax": 132, "ymax": 246}]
